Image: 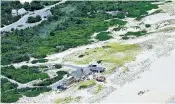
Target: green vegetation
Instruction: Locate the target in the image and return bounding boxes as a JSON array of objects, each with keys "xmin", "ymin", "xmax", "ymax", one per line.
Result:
[
  {"xmin": 96, "ymin": 32, "xmax": 112, "ymax": 41},
  {"xmin": 1, "ymin": 19, "xmax": 125, "ymax": 65},
  {"xmin": 1, "ymin": 65, "xmax": 49, "ymax": 83},
  {"xmin": 1, "ymin": 89, "xmax": 22, "ymax": 103},
  {"xmin": 113, "ymin": 26, "xmax": 122, "ymax": 31},
  {"xmin": 79, "ymin": 80, "xmax": 96, "ymax": 89},
  {"xmin": 64, "ymin": 42, "xmax": 139, "ymax": 65},
  {"xmin": 27, "ymin": 15, "xmax": 42, "ymax": 23},
  {"xmin": 34, "ymin": 71, "xmax": 68, "ymax": 86},
  {"xmin": 116, "ymin": 13, "xmax": 125, "ymax": 19},
  {"xmin": 1, "ymin": 1, "xmax": 22, "ymax": 27},
  {"xmin": 1, "ymin": 78, "xmax": 18, "ymax": 92},
  {"xmin": 145, "ymin": 24, "xmax": 151, "ymax": 28},
  {"xmin": 64, "ymin": 42, "xmax": 139, "ymax": 74},
  {"xmin": 23, "ymin": 1, "xmax": 59, "ymax": 11},
  {"xmin": 55, "ymin": 96, "xmax": 81, "ymax": 104},
  {"xmin": 18, "ymin": 87, "xmax": 51, "ymax": 97},
  {"xmin": 1, "ymin": 78, "xmax": 51, "ymax": 103},
  {"xmin": 94, "ymin": 84, "xmax": 104, "ymax": 94},
  {"xmin": 150, "ymin": 9, "xmax": 163, "ymax": 15},
  {"xmin": 1, "ymin": 86, "xmax": 51, "ymax": 103},
  {"xmin": 31, "ymin": 58, "xmax": 48, "ymax": 64},
  {"xmin": 1, "ymin": 79, "xmax": 20, "ymax": 103},
  {"xmin": 54, "ymin": 64, "xmax": 62, "ymax": 69},
  {"xmin": 122, "ymin": 36, "xmax": 130, "ymax": 40},
  {"xmin": 124, "ymin": 31, "xmax": 147, "ymax": 37},
  {"xmin": 121, "ymin": 30, "xmax": 147, "ymax": 40},
  {"xmin": 2, "ymin": 1, "xmax": 157, "ymax": 65},
  {"xmin": 1, "ymin": 1, "xmax": 58, "ymax": 27}
]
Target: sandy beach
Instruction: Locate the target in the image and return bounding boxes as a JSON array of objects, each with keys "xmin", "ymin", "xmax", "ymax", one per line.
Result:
[{"xmin": 102, "ymin": 49, "xmax": 175, "ymax": 103}]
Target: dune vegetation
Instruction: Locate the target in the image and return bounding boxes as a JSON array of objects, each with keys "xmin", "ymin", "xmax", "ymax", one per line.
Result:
[
  {"xmin": 1, "ymin": 65, "xmax": 49, "ymax": 83},
  {"xmin": 1, "ymin": 1, "xmax": 157, "ymax": 65},
  {"xmin": 1, "ymin": 78, "xmax": 51, "ymax": 103},
  {"xmin": 64, "ymin": 42, "xmax": 140, "ymax": 73},
  {"xmin": 64, "ymin": 42, "xmax": 139, "ymax": 65},
  {"xmin": 79, "ymin": 80, "xmax": 96, "ymax": 89}
]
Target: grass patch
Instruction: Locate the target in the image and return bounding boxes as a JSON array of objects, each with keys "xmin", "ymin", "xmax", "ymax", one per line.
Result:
[
  {"xmin": 55, "ymin": 96, "xmax": 81, "ymax": 104},
  {"xmin": 64, "ymin": 42, "xmax": 139, "ymax": 74},
  {"xmin": 64, "ymin": 42, "xmax": 139, "ymax": 65},
  {"xmin": 96, "ymin": 32, "xmax": 112, "ymax": 41},
  {"xmin": 1, "ymin": 65, "xmax": 49, "ymax": 83},
  {"xmin": 104, "ymin": 66, "xmax": 117, "ymax": 74},
  {"xmin": 94, "ymin": 84, "xmax": 104, "ymax": 94},
  {"xmin": 31, "ymin": 58, "xmax": 48, "ymax": 64},
  {"xmin": 124, "ymin": 31, "xmax": 147, "ymax": 37},
  {"xmin": 79, "ymin": 80, "xmax": 96, "ymax": 89}
]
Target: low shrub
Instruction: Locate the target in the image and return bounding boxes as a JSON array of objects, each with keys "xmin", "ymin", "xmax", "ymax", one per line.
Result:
[
  {"xmin": 125, "ymin": 31, "xmax": 147, "ymax": 37},
  {"xmin": 54, "ymin": 64, "xmax": 62, "ymax": 69},
  {"xmin": 27, "ymin": 15, "xmax": 42, "ymax": 23},
  {"xmin": 19, "ymin": 87, "xmax": 51, "ymax": 97},
  {"xmin": 79, "ymin": 80, "xmax": 96, "ymax": 89},
  {"xmin": 145, "ymin": 24, "xmax": 151, "ymax": 28},
  {"xmin": 31, "ymin": 58, "xmax": 48, "ymax": 64},
  {"xmin": 96, "ymin": 32, "xmax": 112, "ymax": 41},
  {"xmin": 122, "ymin": 36, "xmax": 129, "ymax": 40}
]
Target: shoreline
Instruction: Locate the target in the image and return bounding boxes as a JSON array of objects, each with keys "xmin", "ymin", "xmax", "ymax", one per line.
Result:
[{"xmin": 101, "ymin": 48, "xmax": 175, "ymax": 103}]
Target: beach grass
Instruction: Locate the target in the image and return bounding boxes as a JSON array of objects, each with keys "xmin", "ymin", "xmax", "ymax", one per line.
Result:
[
  {"xmin": 55, "ymin": 96, "xmax": 81, "ymax": 104},
  {"xmin": 94, "ymin": 84, "xmax": 104, "ymax": 95},
  {"xmin": 78, "ymin": 80, "xmax": 96, "ymax": 89},
  {"xmin": 64, "ymin": 42, "xmax": 139, "ymax": 65}
]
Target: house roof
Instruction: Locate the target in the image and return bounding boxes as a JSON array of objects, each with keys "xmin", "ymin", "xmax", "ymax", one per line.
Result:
[
  {"xmin": 11, "ymin": 9, "xmax": 17, "ymax": 16},
  {"xmin": 18, "ymin": 8, "xmax": 27, "ymax": 15},
  {"xmin": 71, "ymin": 69, "xmax": 83, "ymax": 80},
  {"xmin": 71, "ymin": 68, "xmax": 91, "ymax": 80}
]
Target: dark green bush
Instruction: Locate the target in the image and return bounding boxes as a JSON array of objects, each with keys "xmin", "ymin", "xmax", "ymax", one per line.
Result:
[
  {"xmin": 54, "ymin": 64, "xmax": 62, "ymax": 69},
  {"xmin": 145, "ymin": 24, "xmax": 151, "ymax": 28},
  {"xmin": 125, "ymin": 31, "xmax": 147, "ymax": 37},
  {"xmin": 1, "ymin": 89, "xmax": 22, "ymax": 103},
  {"xmin": 1, "ymin": 78, "xmax": 18, "ymax": 92},
  {"xmin": 117, "ymin": 13, "xmax": 125, "ymax": 19},
  {"xmin": 27, "ymin": 15, "xmax": 42, "ymax": 23},
  {"xmin": 122, "ymin": 36, "xmax": 129, "ymax": 40},
  {"xmin": 19, "ymin": 87, "xmax": 51, "ymax": 97},
  {"xmin": 31, "ymin": 59, "xmax": 48, "ymax": 64},
  {"xmin": 96, "ymin": 32, "xmax": 112, "ymax": 41}
]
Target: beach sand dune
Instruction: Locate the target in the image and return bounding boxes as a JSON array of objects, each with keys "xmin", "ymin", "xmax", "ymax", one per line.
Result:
[{"xmin": 102, "ymin": 49, "xmax": 175, "ymax": 103}]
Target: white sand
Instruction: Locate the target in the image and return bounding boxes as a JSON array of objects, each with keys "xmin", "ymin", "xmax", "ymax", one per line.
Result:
[
  {"xmin": 142, "ymin": 13, "xmax": 175, "ymax": 25},
  {"xmin": 102, "ymin": 49, "xmax": 175, "ymax": 103}
]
